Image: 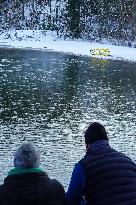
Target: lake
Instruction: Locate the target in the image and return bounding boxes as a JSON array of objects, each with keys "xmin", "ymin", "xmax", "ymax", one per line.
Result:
[{"xmin": 0, "ymin": 48, "xmax": 136, "ymax": 189}]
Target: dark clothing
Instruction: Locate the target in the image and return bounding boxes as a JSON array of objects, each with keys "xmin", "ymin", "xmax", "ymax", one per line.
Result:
[
  {"xmin": 0, "ymin": 171, "xmax": 66, "ymax": 205},
  {"xmin": 67, "ymin": 140, "xmax": 136, "ymax": 205}
]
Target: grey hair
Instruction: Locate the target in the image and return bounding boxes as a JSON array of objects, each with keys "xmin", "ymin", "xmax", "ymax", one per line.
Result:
[{"xmin": 14, "ymin": 142, "xmax": 40, "ymax": 168}]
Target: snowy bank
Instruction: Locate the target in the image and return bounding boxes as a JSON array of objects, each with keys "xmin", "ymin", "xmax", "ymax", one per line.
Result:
[{"xmin": 0, "ymin": 30, "xmax": 136, "ymax": 63}]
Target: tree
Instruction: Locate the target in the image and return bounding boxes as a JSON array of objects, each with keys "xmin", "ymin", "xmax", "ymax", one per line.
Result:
[{"xmin": 67, "ymin": 0, "xmax": 81, "ymax": 38}]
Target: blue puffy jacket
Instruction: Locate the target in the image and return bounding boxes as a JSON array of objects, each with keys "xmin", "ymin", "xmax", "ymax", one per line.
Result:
[{"xmin": 67, "ymin": 140, "xmax": 136, "ymax": 205}]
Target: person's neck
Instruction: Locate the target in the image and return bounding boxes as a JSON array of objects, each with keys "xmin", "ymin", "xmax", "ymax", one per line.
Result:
[{"xmin": 87, "ymin": 140, "xmax": 109, "ymax": 152}]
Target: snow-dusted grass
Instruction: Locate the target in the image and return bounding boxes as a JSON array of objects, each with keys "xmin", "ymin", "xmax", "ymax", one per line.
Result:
[{"xmin": 0, "ymin": 30, "xmax": 136, "ymax": 62}]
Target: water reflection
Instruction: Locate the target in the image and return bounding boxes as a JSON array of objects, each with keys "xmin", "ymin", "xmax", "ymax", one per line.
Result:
[{"xmin": 0, "ymin": 48, "xmax": 136, "ymax": 188}]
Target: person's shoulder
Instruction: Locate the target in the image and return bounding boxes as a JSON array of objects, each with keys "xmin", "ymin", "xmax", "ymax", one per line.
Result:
[
  {"xmin": 79, "ymin": 154, "xmax": 89, "ymax": 166},
  {"xmin": 44, "ymin": 178, "xmax": 67, "ymax": 205},
  {"xmin": 0, "ymin": 184, "xmax": 4, "ymax": 190},
  {"xmin": 38, "ymin": 172, "xmax": 65, "ymax": 194},
  {"xmin": 0, "ymin": 184, "xmax": 4, "ymax": 196},
  {"xmin": 114, "ymin": 149, "xmax": 136, "ymax": 165},
  {"xmin": 50, "ymin": 178, "xmax": 62, "ymax": 186},
  {"xmin": 74, "ymin": 162, "xmax": 84, "ymax": 171},
  {"xmin": 49, "ymin": 178, "xmax": 65, "ymax": 194}
]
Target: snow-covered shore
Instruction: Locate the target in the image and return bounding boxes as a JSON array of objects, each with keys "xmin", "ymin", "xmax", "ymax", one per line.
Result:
[{"xmin": 0, "ymin": 30, "xmax": 136, "ymax": 62}]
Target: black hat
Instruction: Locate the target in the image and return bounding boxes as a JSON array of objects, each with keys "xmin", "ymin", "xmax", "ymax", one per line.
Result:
[{"xmin": 84, "ymin": 122, "xmax": 108, "ymax": 144}]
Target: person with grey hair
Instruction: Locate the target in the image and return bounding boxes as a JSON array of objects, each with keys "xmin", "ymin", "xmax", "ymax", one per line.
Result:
[
  {"xmin": 14, "ymin": 142, "xmax": 40, "ymax": 168},
  {"xmin": 0, "ymin": 142, "xmax": 67, "ymax": 205}
]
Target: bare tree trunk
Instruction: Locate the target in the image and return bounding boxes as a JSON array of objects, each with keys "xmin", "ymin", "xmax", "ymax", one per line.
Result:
[
  {"xmin": 31, "ymin": 0, "xmax": 35, "ymax": 13},
  {"xmin": 132, "ymin": 0, "xmax": 136, "ymax": 37},
  {"xmin": 5, "ymin": 0, "xmax": 8, "ymax": 23},
  {"xmin": 22, "ymin": 0, "xmax": 25, "ymax": 20},
  {"xmin": 68, "ymin": 0, "xmax": 81, "ymax": 38},
  {"xmin": 49, "ymin": 0, "xmax": 52, "ymax": 26},
  {"xmin": 49, "ymin": 0, "xmax": 52, "ymax": 14}
]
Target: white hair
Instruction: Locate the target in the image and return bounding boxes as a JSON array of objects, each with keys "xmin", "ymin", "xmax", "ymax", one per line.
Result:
[{"xmin": 14, "ymin": 142, "xmax": 40, "ymax": 168}]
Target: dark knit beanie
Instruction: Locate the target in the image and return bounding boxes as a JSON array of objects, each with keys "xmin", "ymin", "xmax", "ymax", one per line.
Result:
[{"xmin": 84, "ymin": 122, "xmax": 108, "ymax": 144}]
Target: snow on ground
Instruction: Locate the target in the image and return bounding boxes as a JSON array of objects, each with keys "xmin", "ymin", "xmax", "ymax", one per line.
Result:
[{"xmin": 0, "ymin": 30, "xmax": 136, "ymax": 63}]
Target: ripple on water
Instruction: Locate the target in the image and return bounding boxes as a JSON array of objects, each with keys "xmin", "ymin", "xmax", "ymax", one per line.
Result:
[{"xmin": 0, "ymin": 49, "xmax": 136, "ymax": 188}]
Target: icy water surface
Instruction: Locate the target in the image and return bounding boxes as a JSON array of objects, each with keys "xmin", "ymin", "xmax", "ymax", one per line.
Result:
[{"xmin": 0, "ymin": 48, "xmax": 136, "ymax": 188}]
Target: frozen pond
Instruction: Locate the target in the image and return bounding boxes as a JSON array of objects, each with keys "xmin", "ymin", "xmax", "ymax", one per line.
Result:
[{"xmin": 0, "ymin": 48, "xmax": 136, "ymax": 189}]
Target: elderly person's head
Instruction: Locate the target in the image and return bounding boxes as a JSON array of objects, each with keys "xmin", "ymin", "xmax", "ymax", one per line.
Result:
[{"xmin": 14, "ymin": 142, "xmax": 40, "ymax": 168}]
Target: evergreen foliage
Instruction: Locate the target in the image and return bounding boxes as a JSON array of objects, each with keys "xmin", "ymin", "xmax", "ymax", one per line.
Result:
[{"xmin": 0, "ymin": 0, "xmax": 136, "ymax": 43}]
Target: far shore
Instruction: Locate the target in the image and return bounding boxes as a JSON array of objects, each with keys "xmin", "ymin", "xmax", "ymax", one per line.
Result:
[{"xmin": 0, "ymin": 30, "xmax": 136, "ymax": 63}]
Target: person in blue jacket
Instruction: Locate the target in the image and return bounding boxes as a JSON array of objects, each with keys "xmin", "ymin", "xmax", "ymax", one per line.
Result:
[{"xmin": 66, "ymin": 122, "xmax": 136, "ymax": 205}]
